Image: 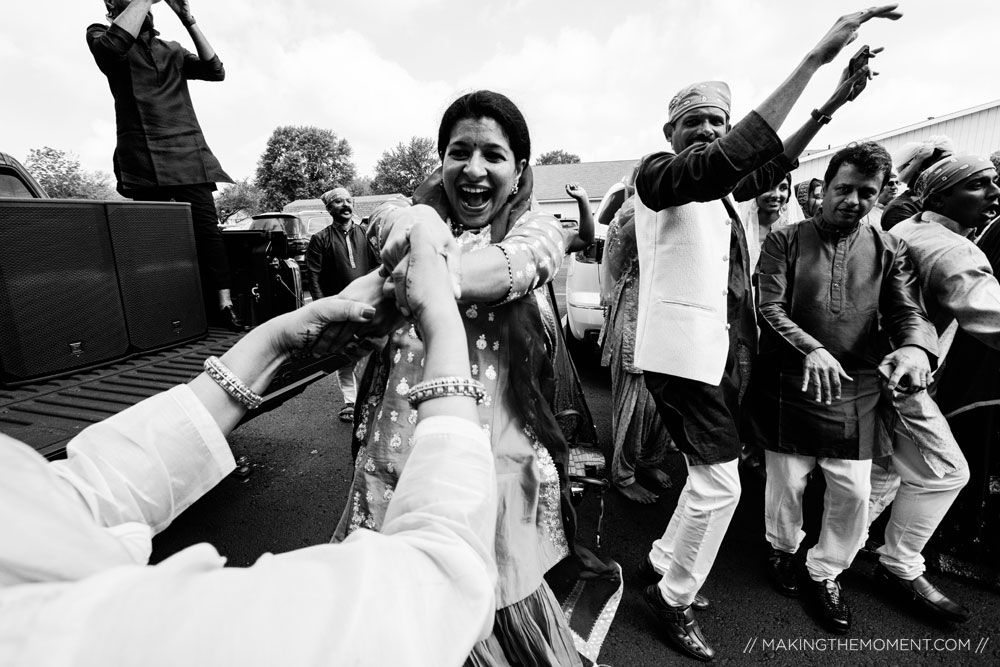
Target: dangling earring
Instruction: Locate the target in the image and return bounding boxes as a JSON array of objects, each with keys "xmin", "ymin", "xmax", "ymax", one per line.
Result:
[{"xmin": 510, "ymin": 184, "xmax": 519, "ymax": 196}]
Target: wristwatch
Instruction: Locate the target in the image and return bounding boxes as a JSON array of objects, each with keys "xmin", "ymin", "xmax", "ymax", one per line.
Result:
[{"xmin": 811, "ymin": 109, "xmax": 832, "ymax": 125}]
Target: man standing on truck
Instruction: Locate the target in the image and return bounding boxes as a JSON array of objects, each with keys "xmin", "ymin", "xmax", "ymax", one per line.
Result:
[
  {"xmin": 306, "ymin": 187, "xmax": 378, "ymax": 422},
  {"xmin": 87, "ymin": 0, "xmax": 245, "ymax": 332}
]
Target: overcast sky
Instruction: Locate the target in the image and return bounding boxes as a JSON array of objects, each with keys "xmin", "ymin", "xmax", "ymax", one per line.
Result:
[{"xmin": 3, "ymin": 0, "xmax": 998, "ymax": 187}]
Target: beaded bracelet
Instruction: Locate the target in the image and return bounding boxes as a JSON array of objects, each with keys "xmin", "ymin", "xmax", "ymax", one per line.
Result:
[
  {"xmin": 485, "ymin": 244, "xmax": 515, "ymax": 307},
  {"xmin": 407, "ymin": 376, "xmax": 487, "ymax": 406},
  {"xmin": 204, "ymin": 356, "xmax": 263, "ymax": 410}
]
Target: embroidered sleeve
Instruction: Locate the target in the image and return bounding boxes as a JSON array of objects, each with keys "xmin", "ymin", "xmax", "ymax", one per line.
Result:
[{"xmin": 495, "ymin": 211, "xmax": 565, "ymax": 303}]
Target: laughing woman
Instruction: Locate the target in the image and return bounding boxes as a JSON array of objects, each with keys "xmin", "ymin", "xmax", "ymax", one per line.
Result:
[{"xmin": 333, "ymin": 91, "xmax": 582, "ymax": 666}]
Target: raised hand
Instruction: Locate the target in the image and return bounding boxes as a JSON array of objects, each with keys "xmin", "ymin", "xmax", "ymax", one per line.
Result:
[
  {"xmin": 810, "ymin": 5, "xmax": 902, "ymax": 65},
  {"xmin": 565, "ymin": 182, "xmax": 588, "ymax": 202},
  {"xmin": 386, "ymin": 216, "xmax": 462, "ymax": 319},
  {"xmin": 164, "ymin": 0, "xmax": 195, "ymax": 26},
  {"xmin": 380, "ymin": 204, "xmax": 446, "ymax": 277}
]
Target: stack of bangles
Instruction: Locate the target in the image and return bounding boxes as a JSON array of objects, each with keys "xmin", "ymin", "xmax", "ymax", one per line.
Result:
[
  {"xmin": 407, "ymin": 376, "xmax": 487, "ymax": 406},
  {"xmin": 203, "ymin": 356, "xmax": 263, "ymax": 410}
]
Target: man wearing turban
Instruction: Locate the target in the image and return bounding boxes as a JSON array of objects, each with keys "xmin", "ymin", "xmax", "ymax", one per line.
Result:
[
  {"xmin": 631, "ymin": 6, "xmax": 902, "ymax": 661},
  {"xmin": 306, "ymin": 188, "xmax": 378, "ymax": 423},
  {"xmin": 867, "ymin": 154, "xmax": 1000, "ymax": 624}
]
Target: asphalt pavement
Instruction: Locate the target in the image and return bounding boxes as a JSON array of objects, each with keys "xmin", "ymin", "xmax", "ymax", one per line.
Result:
[{"xmin": 151, "ymin": 269, "xmax": 998, "ymax": 666}]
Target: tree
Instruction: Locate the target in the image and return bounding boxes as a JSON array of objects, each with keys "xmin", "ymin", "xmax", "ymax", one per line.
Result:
[
  {"xmin": 24, "ymin": 146, "xmax": 117, "ymax": 199},
  {"xmin": 370, "ymin": 137, "xmax": 440, "ymax": 196},
  {"xmin": 536, "ymin": 149, "xmax": 581, "ymax": 166},
  {"xmin": 349, "ymin": 175, "xmax": 374, "ymax": 197},
  {"xmin": 216, "ymin": 178, "xmax": 265, "ymax": 223},
  {"xmin": 255, "ymin": 126, "xmax": 356, "ymax": 211}
]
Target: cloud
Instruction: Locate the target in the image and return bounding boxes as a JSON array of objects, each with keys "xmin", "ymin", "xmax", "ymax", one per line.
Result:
[{"xmin": 3, "ymin": 0, "xmax": 999, "ymax": 188}]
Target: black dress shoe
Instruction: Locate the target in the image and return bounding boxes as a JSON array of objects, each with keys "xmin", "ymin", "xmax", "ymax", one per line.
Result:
[
  {"xmin": 766, "ymin": 548, "xmax": 799, "ymax": 598},
  {"xmin": 219, "ymin": 305, "xmax": 248, "ymax": 332},
  {"xmin": 638, "ymin": 557, "xmax": 711, "ymax": 610},
  {"xmin": 809, "ymin": 578, "xmax": 851, "ymax": 634},
  {"xmin": 642, "ymin": 585, "xmax": 716, "ymax": 662},
  {"xmin": 874, "ymin": 564, "xmax": 971, "ymax": 624}
]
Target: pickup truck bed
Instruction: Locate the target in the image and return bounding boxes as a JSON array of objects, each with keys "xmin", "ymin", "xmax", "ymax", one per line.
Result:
[{"xmin": 0, "ymin": 327, "xmax": 342, "ymax": 459}]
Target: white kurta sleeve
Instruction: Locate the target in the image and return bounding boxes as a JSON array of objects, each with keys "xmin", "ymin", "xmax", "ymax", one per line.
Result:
[
  {"xmin": 3, "ymin": 415, "xmax": 497, "ymax": 667},
  {"xmin": 50, "ymin": 384, "xmax": 235, "ymax": 536}
]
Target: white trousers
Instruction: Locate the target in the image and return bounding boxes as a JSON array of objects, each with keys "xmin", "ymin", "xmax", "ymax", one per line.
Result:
[
  {"xmin": 335, "ymin": 360, "xmax": 359, "ymax": 405},
  {"xmin": 765, "ymin": 451, "xmax": 871, "ymax": 582},
  {"xmin": 870, "ymin": 432, "xmax": 969, "ymax": 579},
  {"xmin": 648, "ymin": 457, "xmax": 740, "ymax": 607}
]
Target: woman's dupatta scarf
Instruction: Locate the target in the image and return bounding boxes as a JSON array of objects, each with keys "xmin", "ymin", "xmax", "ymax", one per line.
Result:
[{"xmin": 409, "ymin": 165, "xmax": 570, "ymax": 483}]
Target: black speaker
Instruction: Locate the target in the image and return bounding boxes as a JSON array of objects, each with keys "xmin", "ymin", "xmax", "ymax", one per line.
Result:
[
  {"xmin": 105, "ymin": 201, "xmax": 207, "ymax": 351},
  {"xmin": 0, "ymin": 199, "xmax": 130, "ymax": 384}
]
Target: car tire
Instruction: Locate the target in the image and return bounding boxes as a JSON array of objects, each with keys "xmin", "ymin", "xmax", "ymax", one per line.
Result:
[{"xmin": 563, "ymin": 322, "xmax": 590, "ymax": 362}]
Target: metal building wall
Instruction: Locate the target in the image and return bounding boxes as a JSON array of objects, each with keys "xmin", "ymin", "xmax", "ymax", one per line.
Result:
[{"xmin": 790, "ymin": 101, "xmax": 1000, "ymax": 186}]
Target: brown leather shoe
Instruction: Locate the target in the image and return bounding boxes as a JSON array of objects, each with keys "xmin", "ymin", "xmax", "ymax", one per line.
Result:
[
  {"xmin": 638, "ymin": 557, "xmax": 710, "ymax": 610},
  {"xmin": 643, "ymin": 585, "xmax": 715, "ymax": 661},
  {"xmin": 874, "ymin": 564, "xmax": 971, "ymax": 624}
]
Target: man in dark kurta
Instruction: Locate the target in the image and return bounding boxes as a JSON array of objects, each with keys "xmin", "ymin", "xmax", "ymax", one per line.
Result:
[
  {"xmin": 306, "ymin": 188, "xmax": 378, "ymax": 421},
  {"xmin": 753, "ymin": 142, "xmax": 937, "ymax": 634},
  {"xmin": 87, "ymin": 0, "xmax": 242, "ymax": 330}
]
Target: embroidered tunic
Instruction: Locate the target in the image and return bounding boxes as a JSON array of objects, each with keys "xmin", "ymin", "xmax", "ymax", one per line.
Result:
[{"xmin": 333, "ymin": 202, "xmax": 570, "ymax": 608}]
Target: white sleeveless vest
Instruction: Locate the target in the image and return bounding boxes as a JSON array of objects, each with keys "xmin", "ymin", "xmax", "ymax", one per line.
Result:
[{"xmin": 633, "ymin": 194, "xmax": 736, "ymax": 385}]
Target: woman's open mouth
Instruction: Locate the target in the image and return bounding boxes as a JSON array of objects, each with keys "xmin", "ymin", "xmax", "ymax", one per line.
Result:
[{"xmin": 458, "ymin": 185, "xmax": 492, "ymax": 212}]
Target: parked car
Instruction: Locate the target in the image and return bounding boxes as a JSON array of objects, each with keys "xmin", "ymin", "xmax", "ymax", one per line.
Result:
[
  {"xmin": 564, "ymin": 222, "xmax": 608, "ymax": 355},
  {"xmin": 563, "ymin": 177, "xmax": 634, "ymax": 355}
]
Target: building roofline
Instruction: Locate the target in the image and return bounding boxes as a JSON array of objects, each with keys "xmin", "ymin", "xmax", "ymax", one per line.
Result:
[
  {"xmin": 799, "ymin": 98, "xmax": 1000, "ymax": 165},
  {"xmin": 532, "ymin": 158, "xmax": 638, "ymax": 167}
]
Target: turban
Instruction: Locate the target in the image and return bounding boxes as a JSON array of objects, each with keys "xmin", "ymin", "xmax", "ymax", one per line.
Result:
[
  {"xmin": 914, "ymin": 154, "xmax": 994, "ymax": 203},
  {"xmin": 320, "ymin": 188, "xmax": 350, "ymax": 206},
  {"xmin": 893, "ymin": 135, "xmax": 954, "ymax": 187},
  {"xmin": 668, "ymin": 81, "xmax": 731, "ymax": 123}
]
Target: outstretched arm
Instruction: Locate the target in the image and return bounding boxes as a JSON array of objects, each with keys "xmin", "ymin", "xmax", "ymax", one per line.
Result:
[
  {"xmin": 754, "ymin": 6, "xmax": 900, "ymax": 134},
  {"xmin": 166, "ymin": 0, "xmax": 217, "ymax": 60}
]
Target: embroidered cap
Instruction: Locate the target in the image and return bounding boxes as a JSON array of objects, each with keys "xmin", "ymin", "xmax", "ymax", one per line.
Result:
[{"xmin": 668, "ymin": 81, "xmax": 732, "ymax": 123}]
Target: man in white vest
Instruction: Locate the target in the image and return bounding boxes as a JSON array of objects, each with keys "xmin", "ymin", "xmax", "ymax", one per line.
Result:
[{"xmin": 632, "ymin": 5, "xmax": 903, "ymax": 661}]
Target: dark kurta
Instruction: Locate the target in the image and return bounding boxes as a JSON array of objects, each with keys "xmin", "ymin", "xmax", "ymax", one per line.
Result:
[
  {"xmin": 86, "ymin": 23, "xmax": 232, "ymax": 193},
  {"xmin": 636, "ymin": 111, "xmax": 795, "ymax": 464},
  {"xmin": 752, "ymin": 217, "xmax": 937, "ymax": 459},
  {"xmin": 305, "ymin": 222, "xmax": 378, "ymax": 300}
]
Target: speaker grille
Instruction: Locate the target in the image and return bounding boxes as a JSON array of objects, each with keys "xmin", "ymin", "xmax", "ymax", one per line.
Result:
[
  {"xmin": 106, "ymin": 202, "xmax": 207, "ymax": 351},
  {"xmin": 0, "ymin": 200, "xmax": 129, "ymax": 382}
]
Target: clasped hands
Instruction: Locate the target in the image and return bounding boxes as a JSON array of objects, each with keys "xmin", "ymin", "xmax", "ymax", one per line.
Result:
[
  {"xmin": 801, "ymin": 345, "xmax": 931, "ymax": 405},
  {"xmin": 278, "ymin": 206, "xmax": 461, "ymax": 361}
]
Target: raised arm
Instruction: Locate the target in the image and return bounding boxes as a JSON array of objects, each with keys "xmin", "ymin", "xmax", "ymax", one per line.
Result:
[
  {"xmin": 638, "ymin": 5, "xmax": 901, "ymax": 211},
  {"xmin": 754, "ymin": 6, "xmax": 900, "ymax": 133},
  {"xmin": 377, "ymin": 200, "xmax": 564, "ymax": 305},
  {"xmin": 565, "ymin": 182, "xmax": 595, "ymax": 253}
]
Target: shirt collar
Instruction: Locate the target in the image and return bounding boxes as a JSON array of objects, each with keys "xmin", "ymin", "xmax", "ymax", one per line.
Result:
[
  {"xmin": 814, "ymin": 214, "xmax": 860, "ymax": 237},
  {"xmin": 917, "ymin": 210, "xmax": 976, "ymax": 239}
]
